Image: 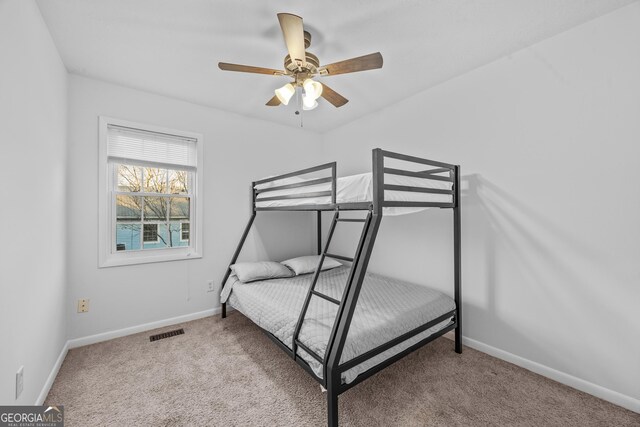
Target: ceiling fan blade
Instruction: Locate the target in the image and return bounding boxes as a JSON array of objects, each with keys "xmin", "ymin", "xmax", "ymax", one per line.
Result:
[
  {"xmin": 266, "ymin": 95, "xmax": 281, "ymax": 106},
  {"xmin": 320, "ymin": 52, "xmax": 383, "ymax": 76},
  {"xmin": 218, "ymin": 62, "xmax": 284, "ymax": 76},
  {"xmin": 277, "ymin": 13, "xmax": 306, "ymax": 68},
  {"xmin": 320, "ymin": 83, "xmax": 349, "ymax": 108}
]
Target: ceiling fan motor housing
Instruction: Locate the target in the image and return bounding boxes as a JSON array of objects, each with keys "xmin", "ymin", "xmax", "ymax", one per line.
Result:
[{"xmin": 284, "ymin": 52, "xmax": 320, "ymax": 75}]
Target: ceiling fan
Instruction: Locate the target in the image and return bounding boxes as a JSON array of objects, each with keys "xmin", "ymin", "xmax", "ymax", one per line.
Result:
[{"xmin": 218, "ymin": 13, "xmax": 383, "ymax": 111}]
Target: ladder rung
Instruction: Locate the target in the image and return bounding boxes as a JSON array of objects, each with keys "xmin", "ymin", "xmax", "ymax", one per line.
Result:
[
  {"xmin": 311, "ymin": 290, "xmax": 340, "ymax": 305},
  {"xmin": 325, "ymin": 253, "xmax": 354, "ymax": 262},
  {"xmin": 336, "ymin": 218, "xmax": 367, "ymax": 223},
  {"xmin": 295, "ymin": 340, "xmax": 323, "ymax": 363}
]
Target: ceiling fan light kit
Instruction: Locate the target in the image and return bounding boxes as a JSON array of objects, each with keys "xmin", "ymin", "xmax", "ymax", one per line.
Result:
[
  {"xmin": 302, "ymin": 94, "xmax": 318, "ymax": 111},
  {"xmin": 275, "ymin": 83, "xmax": 296, "ymax": 105},
  {"xmin": 303, "ymin": 78, "xmax": 323, "ymax": 99},
  {"xmin": 218, "ymin": 12, "xmax": 383, "ymax": 122}
]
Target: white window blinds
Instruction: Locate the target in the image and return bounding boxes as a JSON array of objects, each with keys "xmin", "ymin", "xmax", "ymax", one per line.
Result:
[{"xmin": 107, "ymin": 124, "xmax": 197, "ymax": 171}]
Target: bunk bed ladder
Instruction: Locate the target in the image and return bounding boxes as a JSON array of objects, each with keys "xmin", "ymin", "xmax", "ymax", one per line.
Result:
[{"xmin": 292, "ymin": 210, "xmax": 372, "ymax": 364}]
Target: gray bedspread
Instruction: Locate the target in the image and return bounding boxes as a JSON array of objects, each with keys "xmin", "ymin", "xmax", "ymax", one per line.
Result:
[{"xmin": 223, "ymin": 266, "xmax": 455, "ymax": 384}]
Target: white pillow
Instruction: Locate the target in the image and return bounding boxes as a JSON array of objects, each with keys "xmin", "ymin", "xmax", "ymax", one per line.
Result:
[
  {"xmin": 231, "ymin": 261, "xmax": 294, "ymax": 283},
  {"xmin": 281, "ymin": 255, "xmax": 342, "ymax": 276}
]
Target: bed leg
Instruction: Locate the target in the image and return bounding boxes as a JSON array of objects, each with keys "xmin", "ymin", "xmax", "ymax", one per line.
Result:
[
  {"xmin": 221, "ymin": 303, "xmax": 226, "ymax": 319},
  {"xmin": 327, "ymin": 389, "xmax": 338, "ymax": 427},
  {"xmin": 453, "ymin": 164, "xmax": 462, "ymax": 354}
]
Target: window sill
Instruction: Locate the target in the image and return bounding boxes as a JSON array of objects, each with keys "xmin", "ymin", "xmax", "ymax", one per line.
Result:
[{"xmin": 99, "ymin": 248, "xmax": 202, "ymax": 268}]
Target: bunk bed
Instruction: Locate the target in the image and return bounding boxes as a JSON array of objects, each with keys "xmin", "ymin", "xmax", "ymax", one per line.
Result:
[{"xmin": 219, "ymin": 149, "xmax": 462, "ymax": 426}]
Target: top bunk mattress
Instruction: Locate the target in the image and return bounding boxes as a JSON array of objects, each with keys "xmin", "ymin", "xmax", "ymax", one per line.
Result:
[
  {"xmin": 255, "ymin": 172, "xmax": 452, "ymax": 216},
  {"xmin": 222, "ymin": 266, "xmax": 455, "ymax": 384}
]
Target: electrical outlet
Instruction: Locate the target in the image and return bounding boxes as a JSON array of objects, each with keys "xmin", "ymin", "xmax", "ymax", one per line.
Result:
[
  {"xmin": 207, "ymin": 280, "xmax": 215, "ymax": 293},
  {"xmin": 16, "ymin": 366, "xmax": 23, "ymax": 399},
  {"xmin": 77, "ymin": 299, "xmax": 89, "ymax": 313}
]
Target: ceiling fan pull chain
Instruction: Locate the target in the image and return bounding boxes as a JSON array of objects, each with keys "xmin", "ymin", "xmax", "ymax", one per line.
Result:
[
  {"xmin": 295, "ymin": 86, "xmax": 304, "ymax": 127},
  {"xmin": 300, "ymin": 88, "xmax": 304, "ymax": 128}
]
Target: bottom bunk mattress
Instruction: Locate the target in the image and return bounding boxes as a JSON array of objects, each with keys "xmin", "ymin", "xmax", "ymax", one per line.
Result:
[{"xmin": 222, "ymin": 266, "xmax": 455, "ymax": 384}]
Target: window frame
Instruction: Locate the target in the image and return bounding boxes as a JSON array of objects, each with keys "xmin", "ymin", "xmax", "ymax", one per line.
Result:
[{"xmin": 98, "ymin": 116, "xmax": 203, "ymax": 267}]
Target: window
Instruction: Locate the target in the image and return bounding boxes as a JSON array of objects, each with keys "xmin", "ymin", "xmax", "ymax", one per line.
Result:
[
  {"xmin": 181, "ymin": 223, "xmax": 190, "ymax": 242},
  {"xmin": 99, "ymin": 117, "xmax": 203, "ymax": 267},
  {"xmin": 115, "ymin": 165, "xmax": 191, "ymax": 250},
  {"xmin": 143, "ymin": 224, "xmax": 159, "ymax": 243}
]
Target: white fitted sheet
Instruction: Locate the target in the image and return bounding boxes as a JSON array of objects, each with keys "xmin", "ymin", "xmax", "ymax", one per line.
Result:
[{"xmin": 255, "ymin": 172, "xmax": 452, "ymax": 216}]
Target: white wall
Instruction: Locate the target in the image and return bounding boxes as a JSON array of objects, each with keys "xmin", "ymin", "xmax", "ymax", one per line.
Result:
[
  {"xmin": 66, "ymin": 75, "xmax": 322, "ymax": 340},
  {"xmin": 0, "ymin": 0, "xmax": 68, "ymax": 405},
  {"xmin": 319, "ymin": 3, "xmax": 640, "ymax": 407}
]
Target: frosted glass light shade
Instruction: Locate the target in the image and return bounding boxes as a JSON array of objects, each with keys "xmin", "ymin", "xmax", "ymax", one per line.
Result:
[
  {"xmin": 302, "ymin": 94, "xmax": 318, "ymax": 110},
  {"xmin": 303, "ymin": 79, "xmax": 323, "ymax": 100},
  {"xmin": 275, "ymin": 83, "xmax": 295, "ymax": 105}
]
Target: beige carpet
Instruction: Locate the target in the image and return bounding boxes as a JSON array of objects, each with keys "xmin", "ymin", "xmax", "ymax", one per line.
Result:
[{"xmin": 46, "ymin": 313, "xmax": 639, "ymax": 426}]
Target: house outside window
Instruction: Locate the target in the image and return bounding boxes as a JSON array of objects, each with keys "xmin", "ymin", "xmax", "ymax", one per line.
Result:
[{"xmin": 99, "ymin": 117, "xmax": 203, "ymax": 267}]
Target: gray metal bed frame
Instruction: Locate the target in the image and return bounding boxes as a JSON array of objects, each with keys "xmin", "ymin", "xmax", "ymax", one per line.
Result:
[{"xmin": 220, "ymin": 148, "xmax": 462, "ymax": 426}]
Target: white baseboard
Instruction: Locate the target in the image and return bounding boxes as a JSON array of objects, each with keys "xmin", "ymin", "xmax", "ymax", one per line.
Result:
[
  {"xmin": 43, "ymin": 311, "xmax": 638, "ymax": 414},
  {"xmin": 36, "ymin": 341, "xmax": 69, "ymax": 405},
  {"xmin": 443, "ymin": 333, "xmax": 639, "ymax": 414},
  {"xmin": 68, "ymin": 307, "xmax": 220, "ymax": 349}
]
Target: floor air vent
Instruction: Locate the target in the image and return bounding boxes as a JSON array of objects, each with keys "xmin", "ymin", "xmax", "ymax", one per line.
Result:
[{"xmin": 149, "ymin": 328, "xmax": 184, "ymax": 342}]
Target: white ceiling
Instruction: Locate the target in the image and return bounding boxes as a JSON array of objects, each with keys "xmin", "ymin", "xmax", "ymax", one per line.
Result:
[{"xmin": 37, "ymin": 0, "xmax": 635, "ymax": 133}]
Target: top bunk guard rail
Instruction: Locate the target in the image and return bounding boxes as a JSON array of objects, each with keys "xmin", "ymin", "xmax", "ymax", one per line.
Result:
[
  {"xmin": 252, "ymin": 149, "xmax": 458, "ymax": 213},
  {"xmin": 253, "ymin": 162, "xmax": 336, "ymax": 211},
  {"xmin": 372, "ymin": 149, "xmax": 457, "ymax": 214}
]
